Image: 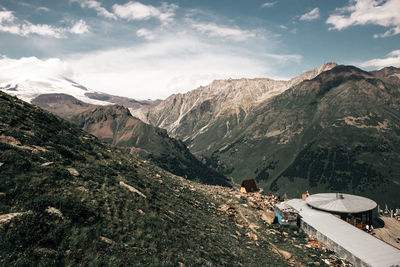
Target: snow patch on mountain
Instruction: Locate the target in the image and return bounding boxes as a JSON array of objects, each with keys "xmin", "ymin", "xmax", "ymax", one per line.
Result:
[{"xmin": 0, "ymin": 56, "xmax": 111, "ymax": 105}]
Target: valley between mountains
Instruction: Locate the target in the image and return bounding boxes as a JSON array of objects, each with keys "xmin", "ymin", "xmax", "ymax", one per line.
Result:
[
  {"xmin": 132, "ymin": 64, "xmax": 400, "ymax": 208},
  {"xmin": 1, "ymin": 63, "xmax": 400, "ymax": 265},
  {"xmin": 2, "ymin": 63, "xmax": 400, "ymax": 208},
  {"xmin": 0, "ymin": 90, "xmax": 344, "ymax": 266}
]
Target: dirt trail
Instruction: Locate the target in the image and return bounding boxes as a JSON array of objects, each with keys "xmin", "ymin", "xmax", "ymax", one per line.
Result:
[{"xmin": 373, "ymin": 217, "xmax": 400, "ymax": 249}]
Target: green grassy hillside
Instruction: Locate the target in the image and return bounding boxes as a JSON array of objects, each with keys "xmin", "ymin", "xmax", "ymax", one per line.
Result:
[
  {"xmin": 72, "ymin": 105, "xmax": 230, "ymax": 186},
  {"xmin": 0, "ymin": 91, "xmax": 332, "ymax": 266},
  {"xmin": 32, "ymin": 94, "xmax": 230, "ymax": 187},
  {"xmin": 185, "ymin": 66, "xmax": 400, "ymax": 207}
]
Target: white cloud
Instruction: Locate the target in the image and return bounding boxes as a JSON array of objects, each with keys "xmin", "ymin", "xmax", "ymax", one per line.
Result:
[
  {"xmin": 63, "ymin": 34, "xmax": 299, "ymax": 100},
  {"xmin": 69, "ymin": 19, "xmax": 90, "ymax": 34},
  {"xmin": 112, "ymin": 1, "xmax": 177, "ymax": 25},
  {"xmin": 300, "ymin": 8, "xmax": 320, "ymax": 21},
  {"xmin": 264, "ymin": 53, "xmax": 302, "ymax": 63},
  {"xmin": 388, "ymin": 50, "xmax": 400, "ymax": 57},
  {"xmin": 20, "ymin": 23, "xmax": 64, "ymax": 38},
  {"xmin": 191, "ymin": 22, "xmax": 257, "ymax": 41},
  {"xmin": 17, "ymin": 2, "xmax": 32, "ymax": 8},
  {"xmin": 0, "ymin": 10, "xmax": 15, "ymax": 23},
  {"xmin": 36, "ymin": 7, "xmax": 50, "ymax": 12},
  {"xmin": 261, "ymin": 2, "xmax": 276, "ymax": 8},
  {"xmin": 0, "ymin": 56, "xmax": 74, "ymax": 83},
  {"xmin": 0, "ymin": 9, "xmax": 89, "ymax": 38},
  {"xmin": 359, "ymin": 49, "xmax": 400, "ymax": 68},
  {"xmin": 70, "ymin": 0, "xmax": 117, "ymax": 19},
  {"xmin": 0, "ymin": 29, "xmax": 302, "ymax": 100},
  {"xmin": 71, "ymin": 0, "xmax": 177, "ymax": 24},
  {"xmin": 326, "ymin": 0, "xmax": 400, "ymax": 38},
  {"xmin": 136, "ymin": 28, "xmax": 156, "ymax": 40}
]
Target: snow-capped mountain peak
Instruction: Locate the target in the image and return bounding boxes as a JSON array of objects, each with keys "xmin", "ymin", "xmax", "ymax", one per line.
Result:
[{"xmin": 0, "ymin": 56, "xmax": 111, "ymax": 105}]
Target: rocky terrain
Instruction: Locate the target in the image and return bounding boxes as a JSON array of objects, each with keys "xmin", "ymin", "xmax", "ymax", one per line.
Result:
[{"xmin": 131, "ymin": 63, "xmax": 337, "ymax": 138}]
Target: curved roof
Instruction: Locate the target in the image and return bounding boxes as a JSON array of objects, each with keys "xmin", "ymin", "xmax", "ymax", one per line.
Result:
[{"xmin": 306, "ymin": 193, "xmax": 377, "ymax": 213}]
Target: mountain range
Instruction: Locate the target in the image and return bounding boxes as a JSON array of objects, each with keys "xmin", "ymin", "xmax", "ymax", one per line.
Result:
[
  {"xmin": 1, "ymin": 90, "xmax": 334, "ymax": 265},
  {"xmin": 1, "ymin": 63, "xmax": 399, "ymax": 207},
  {"xmin": 0, "ymin": 75, "xmax": 229, "ymax": 186},
  {"xmin": 132, "ymin": 64, "xmax": 400, "ymax": 207}
]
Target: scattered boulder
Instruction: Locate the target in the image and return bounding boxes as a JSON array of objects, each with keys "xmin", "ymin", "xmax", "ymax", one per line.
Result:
[
  {"xmin": 119, "ymin": 181, "xmax": 147, "ymax": 198},
  {"xmin": 76, "ymin": 186, "xmax": 88, "ymax": 193},
  {"xmin": 100, "ymin": 236, "xmax": 115, "ymax": 245},
  {"xmin": 260, "ymin": 211, "xmax": 275, "ymax": 224},
  {"xmin": 247, "ymin": 232, "xmax": 258, "ymax": 241},
  {"xmin": 218, "ymin": 204, "xmax": 229, "ymax": 212},
  {"xmin": 41, "ymin": 162, "xmax": 54, "ymax": 167},
  {"xmin": 248, "ymin": 223, "xmax": 260, "ymax": 231},
  {"xmin": 278, "ymin": 249, "xmax": 292, "ymax": 260},
  {"xmin": 0, "ymin": 212, "xmax": 25, "ymax": 224},
  {"xmin": 0, "ymin": 135, "xmax": 21, "ymax": 146},
  {"xmin": 45, "ymin": 207, "xmax": 63, "ymax": 218},
  {"xmin": 67, "ymin": 168, "xmax": 80, "ymax": 177},
  {"xmin": 34, "ymin": 248, "xmax": 57, "ymax": 255}
]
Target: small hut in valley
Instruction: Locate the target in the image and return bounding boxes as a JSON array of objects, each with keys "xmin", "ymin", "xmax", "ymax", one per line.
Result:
[{"xmin": 240, "ymin": 179, "xmax": 258, "ymax": 193}]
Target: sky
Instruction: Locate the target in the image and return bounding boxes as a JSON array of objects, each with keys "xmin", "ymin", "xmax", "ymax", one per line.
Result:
[{"xmin": 0, "ymin": 0, "xmax": 399, "ymax": 100}]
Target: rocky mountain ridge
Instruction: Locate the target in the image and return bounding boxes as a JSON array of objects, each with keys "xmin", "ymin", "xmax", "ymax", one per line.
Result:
[
  {"xmin": 131, "ymin": 62, "xmax": 337, "ymax": 139},
  {"xmin": 133, "ymin": 64, "xmax": 400, "ymax": 207}
]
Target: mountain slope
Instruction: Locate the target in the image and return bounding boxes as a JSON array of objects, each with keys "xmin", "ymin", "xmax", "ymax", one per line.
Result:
[
  {"xmin": 31, "ymin": 93, "xmax": 95, "ymax": 120},
  {"xmin": 30, "ymin": 93, "xmax": 230, "ymax": 186},
  {"xmin": 0, "ymin": 91, "xmax": 333, "ymax": 266},
  {"xmin": 135, "ymin": 65, "xmax": 400, "ymax": 207},
  {"xmin": 211, "ymin": 66, "xmax": 400, "ymax": 207},
  {"xmin": 71, "ymin": 105, "xmax": 230, "ymax": 186},
  {"xmin": 131, "ymin": 63, "xmax": 337, "ymax": 142}
]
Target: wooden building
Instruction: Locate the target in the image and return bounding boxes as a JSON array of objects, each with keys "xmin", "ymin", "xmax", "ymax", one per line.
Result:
[{"xmin": 240, "ymin": 179, "xmax": 258, "ymax": 193}]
